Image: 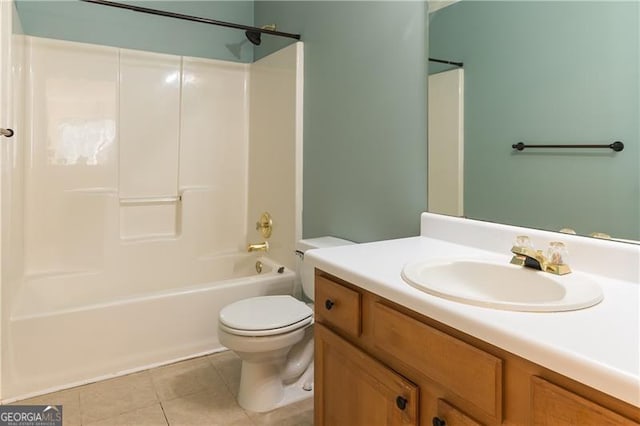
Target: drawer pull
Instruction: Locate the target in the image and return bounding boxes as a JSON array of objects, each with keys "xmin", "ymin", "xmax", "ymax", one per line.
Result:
[
  {"xmin": 395, "ymin": 396, "xmax": 408, "ymax": 410},
  {"xmin": 325, "ymin": 299, "xmax": 335, "ymax": 310},
  {"xmin": 432, "ymin": 417, "xmax": 446, "ymax": 426}
]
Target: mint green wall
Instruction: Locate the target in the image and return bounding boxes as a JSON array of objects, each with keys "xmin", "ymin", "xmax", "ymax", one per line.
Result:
[
  {"xmin": 430, "ymin": 1, "xmax": 639, "ymax": 240},
  {"xmin": 255, "ymin": 2, "xmax": 429, "ymax": 242},
  {"xmin": 15, "ymin": 0, "xmax": 254, "ymax": 62}
]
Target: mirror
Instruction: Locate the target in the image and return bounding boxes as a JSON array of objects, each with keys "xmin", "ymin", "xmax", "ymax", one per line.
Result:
[{"xmin": 427, "ymin": 1, "xmax": 639, "ymax": 242}]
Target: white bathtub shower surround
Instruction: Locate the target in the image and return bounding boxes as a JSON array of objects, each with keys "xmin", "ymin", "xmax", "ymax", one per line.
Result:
[
  {"xmin": 9, "ymin": 256, "xmax": 294, "ymax": 400},
  {"xmin": 21, "ymin": 36, "xmax": 250, "ymax": 273},
  {"xmin": 119, "ymin": 50, "xmax": 181, "ymax": 201},
  {"xmin": 2, "ymin": 36, "xmax": 304, "ymax": 401},
  {"xmin": 14, "ymin": 252, "xmax": 279, "ymax": 318},
  {"xmin": 119, "ymin": 50, "xmax": 182, "ymax": 239},
  {"xmin": 248, "ymin": 43, "xmax": 304, "ymax": 271}
]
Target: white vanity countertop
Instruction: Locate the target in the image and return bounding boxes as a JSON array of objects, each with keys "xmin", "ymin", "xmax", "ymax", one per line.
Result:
[{"xmin": 305, "ymin": 213, "xmax": 640, "ymax": 407}]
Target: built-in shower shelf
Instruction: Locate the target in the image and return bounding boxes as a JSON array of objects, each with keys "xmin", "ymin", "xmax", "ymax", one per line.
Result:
[
  {"xmin": 119, "ymin": 233, "xmax": 182, "ymax": 244},
  {"xmin": 179, "ymin": 185, "xmax": 211, "ymax": 192},
  {"xmin": 63, "ymin": 187, "xmax": 118, "ymax": 194},
  {"xmin": 24, "ymin": 269, "xmax": 102, "ymax": 282},
  {"xmin": 119, "ymin": 195, "xmax": 181, "ymax": 240},
  {"xmin": 119, "ymin": 195, "xmax": 182, "ymax": 205}
]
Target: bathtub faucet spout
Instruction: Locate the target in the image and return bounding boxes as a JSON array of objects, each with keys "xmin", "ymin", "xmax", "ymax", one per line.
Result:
[{"xmin": 247, "ymin": 241, "xmax": 269, "ymax": 252}]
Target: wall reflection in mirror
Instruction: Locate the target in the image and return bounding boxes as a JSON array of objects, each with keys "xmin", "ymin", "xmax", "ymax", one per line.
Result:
[{"xmin": 428, "ymin": 1, "xmax": 639, "ymax": 242}]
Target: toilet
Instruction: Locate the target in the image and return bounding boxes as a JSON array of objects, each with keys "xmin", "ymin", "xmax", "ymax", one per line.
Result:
[{"xmin": 218, "ymin": 236, "xmax": 355, "ymax": 412}]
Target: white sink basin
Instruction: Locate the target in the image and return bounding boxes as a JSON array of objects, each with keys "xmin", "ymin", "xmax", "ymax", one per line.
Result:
[{"xmin": 401, "ymin": 258, "xmax": 603, "ymax": 312}]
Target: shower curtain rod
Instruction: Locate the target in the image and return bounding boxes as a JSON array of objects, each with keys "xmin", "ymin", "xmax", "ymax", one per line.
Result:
[
  {"xmin": 80, "ymin": 0, "xmax": 301, "ymax": 42},
  {"xmin": 429, "ymin": 57, "xmax": 464, "ymax": 67}
]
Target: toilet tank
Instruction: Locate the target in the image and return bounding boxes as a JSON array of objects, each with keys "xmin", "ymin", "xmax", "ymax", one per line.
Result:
[{"xmin": 296, "ymin": 236, "xmax": 355, "ymax": 301}]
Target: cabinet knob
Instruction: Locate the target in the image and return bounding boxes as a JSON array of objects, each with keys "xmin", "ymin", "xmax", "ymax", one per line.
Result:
[
  {"xmin": 395, "ymin": 396, "xmax": 408, "ymax": 410},
  {"xmin": 432, "ymin": 417, "xmax": 446, "ymax": 426},
  {"xmin": 325, "ymin": 299, "xmax": 335, "ymax": 310}
]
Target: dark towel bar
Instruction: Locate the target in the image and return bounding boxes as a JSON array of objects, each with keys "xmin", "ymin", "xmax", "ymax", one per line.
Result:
[{"xmin": 512, "ymin": 141, "xmax": 624, "ymax": 152}]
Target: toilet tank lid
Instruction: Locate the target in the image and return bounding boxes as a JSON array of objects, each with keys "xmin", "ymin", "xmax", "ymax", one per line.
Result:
[{"xmin": 296, "ymin": 236, "xmax": 355, "ymax": 252}]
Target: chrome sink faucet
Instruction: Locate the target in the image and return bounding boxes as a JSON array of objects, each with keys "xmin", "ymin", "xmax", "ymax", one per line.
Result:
[{"xmin": 510, "ymin": 236, "xmax": 571, "ymax": 275}]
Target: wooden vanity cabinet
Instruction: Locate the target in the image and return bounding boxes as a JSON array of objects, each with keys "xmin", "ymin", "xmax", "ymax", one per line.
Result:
[
  {"xmin": 315, "ymin": 323, "xmax": 419, "ymax": 426},
  {"xmin": 436, "ymin": 400, "xmax": 482, "ymax": 426},
  {"xmin": 315, "ymin": 275, "xmax": 362, "ymax": 338},
  {"xmin": 314, "ymin": 270, "xmax": 640, "ymax": 426},
  {"xmin": 530, "ymin": 377, "xmax": 639, "ymax": 425}
]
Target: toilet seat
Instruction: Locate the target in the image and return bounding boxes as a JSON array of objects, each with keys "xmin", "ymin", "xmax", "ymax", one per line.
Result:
[{"xmin": 219, "ymin": 295, "xmax": 313, "ymax": 337}]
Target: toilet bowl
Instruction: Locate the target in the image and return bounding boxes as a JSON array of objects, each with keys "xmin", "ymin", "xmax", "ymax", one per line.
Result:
[{"xmin": 217, "ymin": 237, "xmax": 355, "ymax": 412}]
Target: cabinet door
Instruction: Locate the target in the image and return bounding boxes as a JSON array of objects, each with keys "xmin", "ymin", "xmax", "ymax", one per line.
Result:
[
  {"xmin": 433, "ymin": 399, "xmax": 482, "ymax": 426},
  {"xmin": 531, "ymin": 376, "xmax": 639, "ymax": 425},
  {"xmin": 372, "ymin": 302, "xmax": 501, "ymax": 421},
  {"xmin": 315, "ymin": 323, "xmax": 419, "ymax": 426}
]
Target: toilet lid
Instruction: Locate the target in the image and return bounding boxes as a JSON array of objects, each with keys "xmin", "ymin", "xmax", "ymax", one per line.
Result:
[{"xmin": 219, "ymin": 295, "xmax": 313, "ymax": 335}]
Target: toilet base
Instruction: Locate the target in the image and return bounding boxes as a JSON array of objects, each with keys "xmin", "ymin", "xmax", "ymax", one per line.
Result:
[
  {"xmin": 238, "ymin": 360, "xmax": 314, "ymax": 413},
  {"xmin": 272, "ymin": 362, "xmax": 314, "ymax": 411}
]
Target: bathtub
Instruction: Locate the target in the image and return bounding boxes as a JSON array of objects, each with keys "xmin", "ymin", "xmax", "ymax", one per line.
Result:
[{"xmin": 5, "ymin": 254, "xmax": 295, "ymax": 401}]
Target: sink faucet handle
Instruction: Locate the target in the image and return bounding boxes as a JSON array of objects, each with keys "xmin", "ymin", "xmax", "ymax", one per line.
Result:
[
  {"xmin": 546, "ymin": 241, "xmax": 569, "ymax": 266},
  {"xmin": 514, "ymin": 235, "xmax": 533, "ymax": 248}
]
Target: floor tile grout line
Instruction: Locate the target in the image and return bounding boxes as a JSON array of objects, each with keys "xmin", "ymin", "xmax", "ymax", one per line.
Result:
[
  {"xmin": 9, "ymin": 352, "xmax": 311, "ymax": 426},
  {"xmin": 78, "ymin": 371, "xmax": 159, "ymax": 426},
  {"xmin": 158, "ymin": 400, "xmax": 171, "ymax": 426},
  {"xmin": 147, "ymin": 371, "xmax": 165, "ymax": 413},
  {"xmin": 207, "ymin": 353, "xmax": 240, "ymax": 398},
  {"xmin": 150, "ymin": 355, "xmax": 235, "ymax": 404},
  {"xmin": 81, "ymin": 400, "xmax": 160, "ymax": 426}
]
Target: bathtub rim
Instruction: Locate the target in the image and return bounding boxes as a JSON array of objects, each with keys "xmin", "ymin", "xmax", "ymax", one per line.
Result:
[{"xmin": 11, "ymin": 256, "xmax": 294, "ymax": 321}]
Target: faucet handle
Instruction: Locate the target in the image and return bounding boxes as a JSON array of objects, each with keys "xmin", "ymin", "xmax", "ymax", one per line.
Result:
[
  {"xmin": 255, "ymin": 212, "xmax": 273, "ymax": 238},
  {"xmin": 514, "ymin": 235, "xmax": 533, "ymax": 248},
  {"xmin": 510, "ymin": 235, "xmax": 534, "ymax": 267},
  {"xmin": 544, "ymin": 241, "xmax": 572, "ymax": 275},
  {"xmin": 546, "ymin": 241, "xmax": 568, "ymax": 265}
]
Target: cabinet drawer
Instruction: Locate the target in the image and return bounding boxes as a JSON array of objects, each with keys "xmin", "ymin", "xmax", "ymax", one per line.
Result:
[
  {"xmin": 315, "ymin": 274, "xmax": 361, "ymax": 337},
  {"xmin": 531, "ymin": 376, "xmax": 639, "ymax": 425},
  {"xmin": 435, "ymin": 399, "xmax": 482, "ymax": 426},
  {"xmin": 372, "ymin": 302, "xmax": 502, "ymax": 420}
]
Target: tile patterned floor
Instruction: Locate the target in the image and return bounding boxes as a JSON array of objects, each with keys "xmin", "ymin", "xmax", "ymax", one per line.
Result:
[{"xmin": 11, "ymin": 351, "xmax": 313, "ymax": 426}]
